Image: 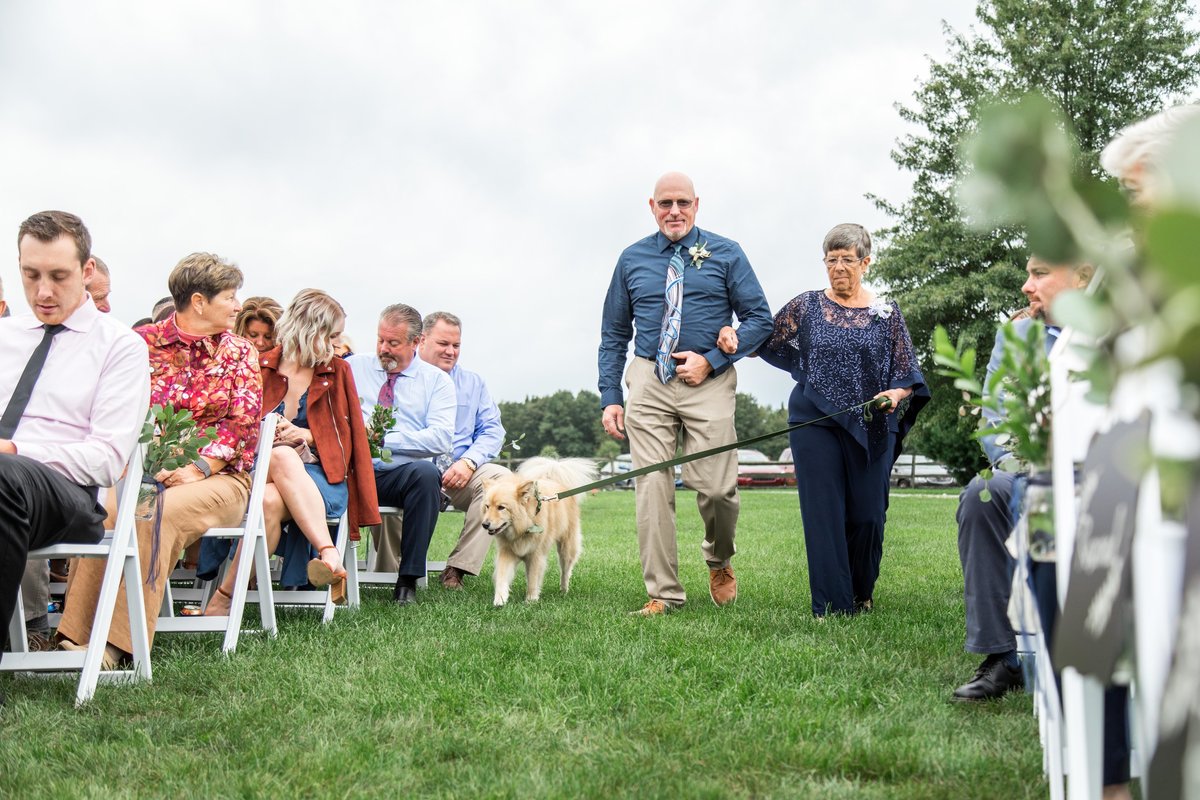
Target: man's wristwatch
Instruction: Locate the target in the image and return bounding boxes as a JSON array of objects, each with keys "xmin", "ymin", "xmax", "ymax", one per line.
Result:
[
  {"xmin": 192, "ymin": 458, "xmax": 213, "ymax": 478},
  {"xmin": 460, "ymin": 457, "xmax": 478, "ymax": 472}
]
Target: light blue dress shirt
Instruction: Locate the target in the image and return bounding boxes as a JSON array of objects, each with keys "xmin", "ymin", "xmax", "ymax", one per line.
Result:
[
  {"xmin": 446, "ymin": 362, "xmax": 505, "ymax": 466},
  {"xmin": 346, "ymin": 353, "xmax": 456, "ymax": 469}
]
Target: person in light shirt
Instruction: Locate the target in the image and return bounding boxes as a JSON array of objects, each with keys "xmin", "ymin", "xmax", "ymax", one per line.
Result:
[{"xmin": 0, "ymin": 211, "xmax": 150, "ymax": 703}]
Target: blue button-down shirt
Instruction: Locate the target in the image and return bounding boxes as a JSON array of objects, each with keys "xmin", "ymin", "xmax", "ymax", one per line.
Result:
[
  {"xmin": 598, "ymin": 225, "xmax": 772, "ymax": 408},
  {"xmin": 445, "ymin": 362, "xmax": 505, "ymax": 465},
  {"xmin": 346, "ymin": 353, "xmax": 455, "ymax": 469}
]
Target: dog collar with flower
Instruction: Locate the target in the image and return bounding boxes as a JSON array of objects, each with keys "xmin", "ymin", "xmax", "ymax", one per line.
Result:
[
  {"xmin": 688, "ymin": 241, "xmax": 711, "ymax": 268},
  {"xmin": 528, "ymin": 482, "xmax": 544, "ymax": 534}
]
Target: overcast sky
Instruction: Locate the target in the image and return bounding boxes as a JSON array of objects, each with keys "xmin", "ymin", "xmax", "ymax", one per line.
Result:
[{"xmin": 0, "ymin": 1, "xmax": 978, "ymax": 407}]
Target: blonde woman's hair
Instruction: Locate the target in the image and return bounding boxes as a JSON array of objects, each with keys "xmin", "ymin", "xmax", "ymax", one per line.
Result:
[{"xmin": 274, "ymin": 289, "xmax": 346, "ymax": 367}]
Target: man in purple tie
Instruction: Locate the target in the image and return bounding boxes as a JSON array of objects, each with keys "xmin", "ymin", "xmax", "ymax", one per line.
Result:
[
  {"xmin": 0, "ymin": 211, "xmax": 149, "ymax": 699},
  {"xmin": 598, "ymin": 172, "xmax": 772, "ymax": 617},
  {"xmin": 346, "ymin": 303, "xmax": 455, "ymax": 605}
]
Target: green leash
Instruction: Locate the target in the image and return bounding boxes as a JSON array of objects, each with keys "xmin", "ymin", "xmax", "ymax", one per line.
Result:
[{"xmin": 545, "ymin": 396, "xmax": 893, "ymax": 501}]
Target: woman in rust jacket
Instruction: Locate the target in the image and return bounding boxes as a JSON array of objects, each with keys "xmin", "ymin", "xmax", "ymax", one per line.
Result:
[{"xmin": 205, "ymin": 289, "xmax": 380, "ymax": 610}]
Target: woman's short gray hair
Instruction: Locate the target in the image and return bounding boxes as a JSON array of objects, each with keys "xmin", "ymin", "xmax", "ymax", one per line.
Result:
[
  {"xmin": 274, "ymin": 289, "xmax": 346, "ymax": 367},
  {"xmin": 380, "ymin": 303, "xmax": 423, "ymax": 341},
  {"xmin": 1100, "ymin": 104, "xmax": 1200, "ymax": 182},
  {"xmin": 167, "ymin": 252, "xmax": 243, "ymax": 309},
  {"xmin": 822, "ymin": 223, "xmax": 872, "ymax": 258}
]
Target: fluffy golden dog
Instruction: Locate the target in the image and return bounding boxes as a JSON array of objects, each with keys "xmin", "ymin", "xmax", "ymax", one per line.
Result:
[{"xmin": 481, "ymin": 457, "xmax": 597, "ymax": 606}]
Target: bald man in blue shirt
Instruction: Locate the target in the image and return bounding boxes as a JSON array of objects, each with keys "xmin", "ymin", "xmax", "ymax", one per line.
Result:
[{"xmin": 599, "ymin": 172, "xmax": 772, "ymax": 616}]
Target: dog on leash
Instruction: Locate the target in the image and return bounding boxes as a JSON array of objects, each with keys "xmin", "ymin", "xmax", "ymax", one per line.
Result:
[{"xmin": 481, "ymin": 456, "xmax": 597, "ymax": 606}]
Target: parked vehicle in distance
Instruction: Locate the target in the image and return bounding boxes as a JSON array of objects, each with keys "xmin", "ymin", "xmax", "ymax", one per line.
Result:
[
  {"xmin": 598, "ymin": 453, "xmax": 683, "ymax": 489},
  {"xmin": 737, "ymin": 449, "xmax": 794, "ymax": 487},
  {"xmin": 891, "ymin": 452, "xmax": 957, "ymax": 488}
]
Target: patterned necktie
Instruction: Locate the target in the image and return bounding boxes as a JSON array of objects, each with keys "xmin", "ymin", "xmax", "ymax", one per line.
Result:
[
  {"xmin": 0, "ymin": 324, "xmax": 67, "ymax": 439},
  {"xmin": 654, "ymin": 245, "xmax": 685, "ymax": 384},
  {"xmin": 378, "ymin": 372, "xmax": 400, "ymax": 408}
]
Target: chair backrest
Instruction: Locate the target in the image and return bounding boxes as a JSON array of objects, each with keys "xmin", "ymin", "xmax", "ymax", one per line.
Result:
[{"xmin": 242, "ymin": 413, "xmax": 279, "ymax": 533}]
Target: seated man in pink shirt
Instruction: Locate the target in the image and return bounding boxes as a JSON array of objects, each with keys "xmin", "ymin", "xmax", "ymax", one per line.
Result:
[{"xmin": 0, "ymin": 211, "xmax": 150, "ymax": 704}]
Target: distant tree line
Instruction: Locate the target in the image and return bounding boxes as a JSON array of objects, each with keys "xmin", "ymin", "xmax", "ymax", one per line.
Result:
[{"xmin": 496, "ymin": 391, "xmax": 791, "ymax": 464}]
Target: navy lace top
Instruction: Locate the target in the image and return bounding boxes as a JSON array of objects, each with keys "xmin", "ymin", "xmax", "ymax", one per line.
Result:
[{"xmin": 758, "ymin": 290, "xmax": 930, "ymax": 463}]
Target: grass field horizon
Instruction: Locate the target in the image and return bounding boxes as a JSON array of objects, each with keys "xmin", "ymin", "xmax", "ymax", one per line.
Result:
[{"xmin": 0, "ymin": 489, "xmax": 1044, "ymax": 799}]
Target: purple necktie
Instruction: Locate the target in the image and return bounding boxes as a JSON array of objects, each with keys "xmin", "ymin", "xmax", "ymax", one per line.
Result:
[{"xmin": 378, "ymin": 373, "xmax": 399, "ymax": 408}]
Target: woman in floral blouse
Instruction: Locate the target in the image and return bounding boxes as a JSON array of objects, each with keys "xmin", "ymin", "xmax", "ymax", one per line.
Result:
[
  {"xmin": 754, "ymin": 224, "xmax": 929, "ymax": 618},
  {"xmin": 59, "ymin": 252, "xmax": 261, "ymax": 666}
]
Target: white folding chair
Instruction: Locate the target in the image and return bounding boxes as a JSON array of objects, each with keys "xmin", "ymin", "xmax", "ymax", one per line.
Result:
[
  {"xmin": 3, "ymin": 445, "xmax": 152, "ymax": 706},
  {"xmin": 156, "ymin": 414, "xmax": 278, "ymax": 652},
  {"xmin": 349, "ymin": 506, "xmax": 448, "ymax": 593}
]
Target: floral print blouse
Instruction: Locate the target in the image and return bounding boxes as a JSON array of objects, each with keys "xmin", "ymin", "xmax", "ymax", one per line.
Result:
[{"xmin": 136, "ymin": 315, "xmax": 262, "ymax": 473}]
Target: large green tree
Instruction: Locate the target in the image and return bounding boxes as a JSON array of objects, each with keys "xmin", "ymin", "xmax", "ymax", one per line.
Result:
[{"xmin": 874, "ymin": 0, "xmax": 1198, "ymax": 482}]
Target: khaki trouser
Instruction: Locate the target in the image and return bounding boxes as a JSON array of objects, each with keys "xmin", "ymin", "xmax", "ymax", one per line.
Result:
[
  {"xmin": 21, "ymin": 561, "xmax": 49, "ymax": 623},
  {"xmin": 624, "ymin": 357, "xmax": 739, "ymax": 606},
  {"xmin": 58, "ymin": 472, "xmax": 251, "ymax": 654},
  {"xmin": 373, "ymin": 462, "xmax": 510, "ymax": 576}
]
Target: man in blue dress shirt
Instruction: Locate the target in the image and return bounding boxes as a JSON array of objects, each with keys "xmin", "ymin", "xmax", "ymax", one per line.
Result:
[
  {"xmin": 414, "ymin": 311, "xmax": 508, "ymax": 590},
  {"xmin": 599, "ymin": 172, "xmax": 773, "ymax": 616},
  {"xmin": 347, "ymin": 303, "xmax": 455, "ymax": 606}
]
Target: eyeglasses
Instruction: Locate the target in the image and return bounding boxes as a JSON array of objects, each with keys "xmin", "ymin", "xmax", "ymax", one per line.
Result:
[
  {"xmin": 823, "ymin": 256, "xmax": 865, "ymax": 268},
  {"xmin": 656, "ymin": 199, "xmax": 694, "ymax": 210}
]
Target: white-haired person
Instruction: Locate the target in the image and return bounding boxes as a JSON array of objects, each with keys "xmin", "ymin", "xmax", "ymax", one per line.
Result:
[
  {"xmin": 1100, "ymin": 103, "xmax": 1199, "ymax": 207},
  {"xmin": 203, "ymin": 289, "xmax": 380, "ymax": 613}
]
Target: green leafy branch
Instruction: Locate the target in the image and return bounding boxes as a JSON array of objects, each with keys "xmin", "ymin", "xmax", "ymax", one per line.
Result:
[
  {"xmin": 933, "ymin": 321, "xmax": 1052, "ymax": 476},
  {"xmin": 138, "ymin": 404, "xmax": 217, "ymax": 478},
  {"xmin": 365, "ymin": 401, "xmax": 396, "ymax": 462}
]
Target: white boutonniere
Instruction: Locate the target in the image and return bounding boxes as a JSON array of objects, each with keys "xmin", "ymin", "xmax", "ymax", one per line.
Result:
[
  {"xmin": 867, "ymin": 299, "xmax": 893, "ymax": 320},
  {"xmin": 688, "ymin": 241, "xmax": 711, "ymax": 269}
]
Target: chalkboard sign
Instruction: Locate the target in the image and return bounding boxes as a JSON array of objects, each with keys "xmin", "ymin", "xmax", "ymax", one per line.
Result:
[{"xmin": 1053, "ymin": 414, "xmax": 1150, "ymax": 679}]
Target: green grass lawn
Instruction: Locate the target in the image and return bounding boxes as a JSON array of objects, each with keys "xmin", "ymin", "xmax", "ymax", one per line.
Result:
[{"xmin": 0, "ymin": 489, "xmax": 1044, "ymax": 799}]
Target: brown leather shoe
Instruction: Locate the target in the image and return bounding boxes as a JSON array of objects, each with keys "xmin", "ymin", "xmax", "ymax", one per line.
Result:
[
  {"xmin": 630, "ymin": 599, "xmax": 670, "ymax": 617},
  {"xmin": 26, "ymin": 631, "xmax": 53, "ymax": 652},
  {"xmin": 709, "ymin": 566, "xmax": 737, "ymax": 606},
  {"xmin": 440, "ymin": 566, "xmax": 465, "ymax": 590}
]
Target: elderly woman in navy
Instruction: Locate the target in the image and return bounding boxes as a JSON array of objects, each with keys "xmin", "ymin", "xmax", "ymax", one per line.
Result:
[{"xmin": 742, "ymin": 223, "xmax": 929, "ymax": 617}]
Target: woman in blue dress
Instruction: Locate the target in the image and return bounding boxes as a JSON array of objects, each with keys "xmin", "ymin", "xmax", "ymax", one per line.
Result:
[{"xmin": 756, "ymin": 223, "xmax": 930, "ymax": 617}]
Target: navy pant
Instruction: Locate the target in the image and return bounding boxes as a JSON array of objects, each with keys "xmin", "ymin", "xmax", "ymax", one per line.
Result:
[
  {"xmin": 957, "ymin": 471, "xmax": 1020, "ymax": 654},
  {"xmin": 790, "ymin": 424, "xmax": 893, "ymax": 616},
  {"xmin": 373, "ymin": 461, "xmax": 441, "ymax": 584},
  {"xmin": 1, "ymin": 455, "xmax": 106, "ymax": 652}
]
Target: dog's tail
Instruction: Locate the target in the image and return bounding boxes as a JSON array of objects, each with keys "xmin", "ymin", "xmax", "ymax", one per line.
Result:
[{"xmin": 517, "ymin": 457, "xmax": 599, "ymax": 498}]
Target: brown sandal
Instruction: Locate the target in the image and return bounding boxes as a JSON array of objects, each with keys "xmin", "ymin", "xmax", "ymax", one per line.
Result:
[{"xmin": 307, "ymin": 545, "xmax": 347, "ymax": 605}]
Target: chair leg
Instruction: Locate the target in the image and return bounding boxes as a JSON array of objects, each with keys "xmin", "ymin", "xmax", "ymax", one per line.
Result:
[
  {"xmin": 123, "ymin": 547, "xmax": 153, "ymax": 684},
  {"xmin": 346, "ymin": 542, "xmax": 361, "ymax": 609},
  {"xmin": 251, "ymin": 529, "xmax": 277, "ymax": 639},
  {"xmin": 8, "ymin": 587, "xmax": 29, "ymax": 653}
]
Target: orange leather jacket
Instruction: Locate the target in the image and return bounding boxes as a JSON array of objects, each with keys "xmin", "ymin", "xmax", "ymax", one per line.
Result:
[{"xmin": 258, "ymin": 347, "xmax": 381, "ymax": 538}]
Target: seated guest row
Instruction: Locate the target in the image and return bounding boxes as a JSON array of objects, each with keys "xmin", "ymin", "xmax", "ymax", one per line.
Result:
[{"xmin": 1, "ymin": 210, "xmax": 510, "ymax": 692}]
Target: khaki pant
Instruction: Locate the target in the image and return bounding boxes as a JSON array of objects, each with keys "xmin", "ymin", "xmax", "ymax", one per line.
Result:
[
  {"xmin": 624, "ymin": 357, "xmax": 739, "ymax": 606},
  {"xmin": 58, "ymin": 472, "xmax": 251, "ymax": 654},
  {"xmin": 21, "ymin": 561, "xmax": 49, "ymax": 623},
  {"xmin": 373, "ymin": 462, "xmax": 509, "ymax": 575}
]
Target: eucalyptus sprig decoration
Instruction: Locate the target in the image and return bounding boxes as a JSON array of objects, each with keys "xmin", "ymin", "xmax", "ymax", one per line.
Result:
[
  {"xmin": 933, "ymin": 321, "xmax": 1052, "ymax": 481},
  {"xmin": 365, "ymin": 402, "xmax": 396, "ymax": 462},
  {"xmin": 139, "ymin": 404, "xmax": 218, "ymax": 477}
]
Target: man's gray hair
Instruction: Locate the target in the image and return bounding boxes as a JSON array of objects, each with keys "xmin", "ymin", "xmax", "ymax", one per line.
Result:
[
  {"xmin": 422, "ymin": 311, "xmax": 462, "ymax": 332},
  {"xmin": 380, "ymin": 303, "xmax": 423, "ymax": 341},
  {"xmin": 92, "ymin": 255, "xmax": 110, "ymax": 276},
  {"xmin": 822, "ymin": 223, "xmax": 872, "ymax": 258},
  {"xmin": 1100, "ymin": 104, "xmax": 1200, "ymax": 181}
]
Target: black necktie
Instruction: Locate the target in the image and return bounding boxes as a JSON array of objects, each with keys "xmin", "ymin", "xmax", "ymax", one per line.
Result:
[{"xmin": 0, "ymin": 324, "xmax": 67, "ymax": 439}]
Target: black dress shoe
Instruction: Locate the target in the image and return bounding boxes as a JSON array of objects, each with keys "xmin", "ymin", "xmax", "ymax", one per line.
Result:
[
  {"xmin": 953, "ymin": 654, "xmax": 1023, "ymax": 701},
  {"xmin": 394, "ymin": 585, "xmax": 417, "ymax": 606}
]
